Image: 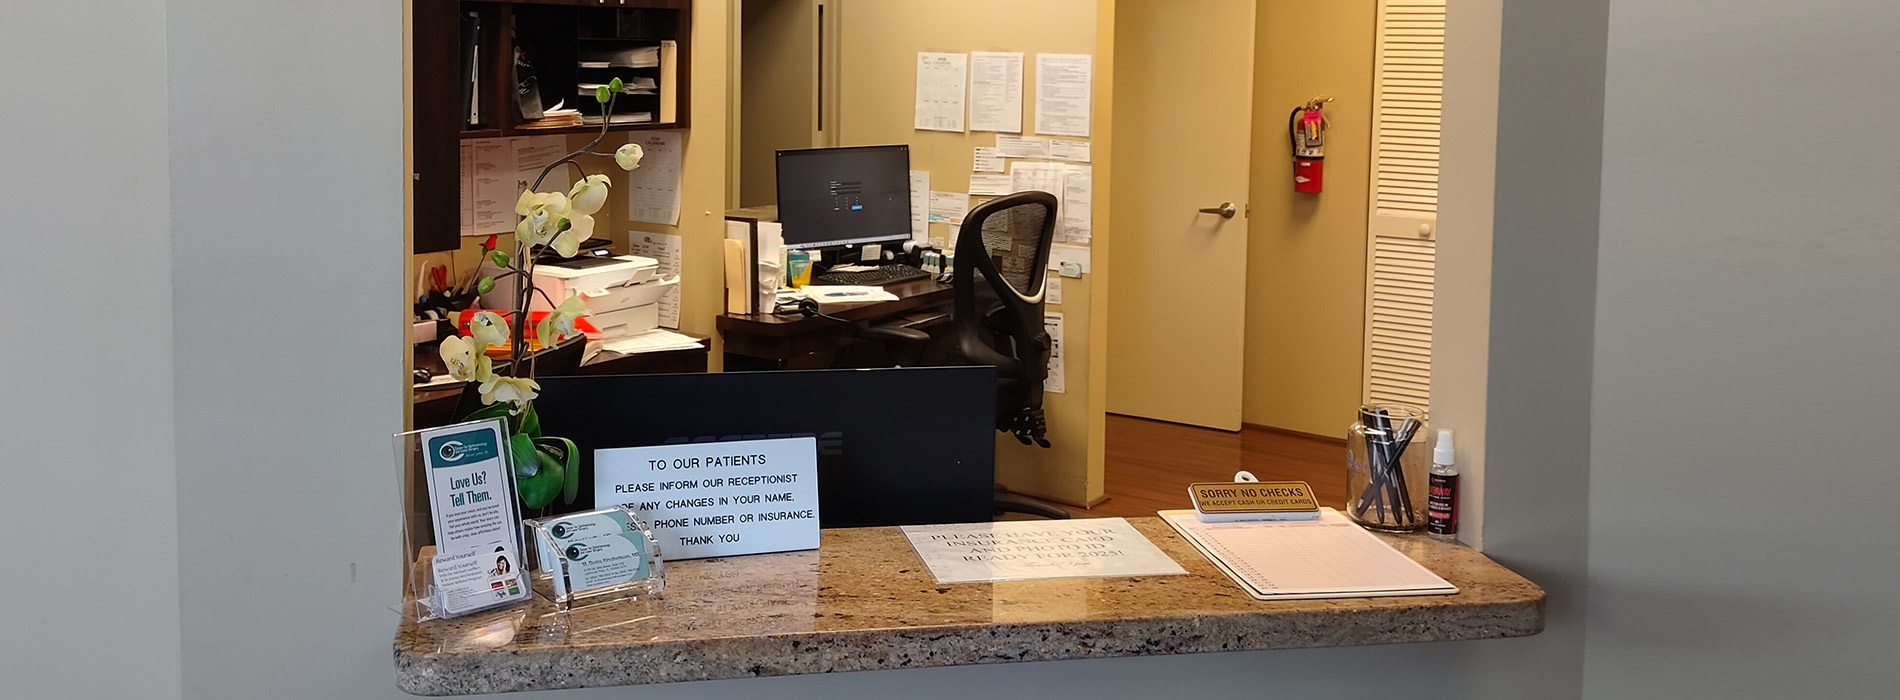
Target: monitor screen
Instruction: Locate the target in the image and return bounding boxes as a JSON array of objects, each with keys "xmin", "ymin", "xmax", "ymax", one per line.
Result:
[{"xmin": 775, "ymin": 145, "xmax": 912, "ymax": 250}]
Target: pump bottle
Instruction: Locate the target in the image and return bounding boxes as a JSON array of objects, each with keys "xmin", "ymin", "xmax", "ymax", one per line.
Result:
[{"xmin": 1426, "ymin": 429, "xmax": 1459, "ymax": 540}]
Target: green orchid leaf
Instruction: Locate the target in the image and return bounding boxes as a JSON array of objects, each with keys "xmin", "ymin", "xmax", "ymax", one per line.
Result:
[
  {"xmin": 595, "ymin": 85, "xmax": 611, "ymax": 104},
  {"xmin": 509, "ymin": 432, "xmax": 539, "ymax": 479},
  {"xmin": 489, "ymin": 250, "xmax": 509, "ymax": 267},
  {"xmin": 608, "ymin": 77, "xmax": 624, "ymax": 93},
  {"xmin": 475, "ymin": 276, "xmax": 495, "ymax": 294},
  {"xmin": 535, "ymin": 437, "xmax": 580, "ymax": 505},
  {"xmin": 519, "ymin": 403, "xmax": 542, "ymax": 440},
  {"xmin": 517, "ymin": 453, "xmax": 563, "ymax": 509}
]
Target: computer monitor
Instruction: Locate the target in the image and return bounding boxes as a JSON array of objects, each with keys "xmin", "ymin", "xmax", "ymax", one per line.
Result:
[
  {"xmin": 775, "ymin": 145, "xmax": 913, "ymax": 251},
  {"xmin": 530, "ymin": 366, "xmax": 998, "ymax": 527}
]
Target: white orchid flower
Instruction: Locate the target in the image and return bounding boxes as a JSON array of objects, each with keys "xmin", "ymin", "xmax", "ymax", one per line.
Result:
[
  {"xmin": 568, "ymin": 174, "xmax": 610, "ymax": 217},
  {"xmin": 479, "ymin": 375, "xmax": 541, "ymax": 410},
  {"xmin": 614, "ymin": 143, "xmax": 644, "ymax": 171},
  {"xmin": 550, "ymin": 213, "xmax": 591, "ymax": 257},
  {"xmin": 513, "ymin": 190, "xmax": 571, "ymax": 247},
  {"xmin": 537, "ymin": 295, "xmax": 592, "ymax": 350},
  {"xmin": 468, "ymin": 310, "xmax": 510, "ymax": 351},
  {"xmin": 437, "ymin": 335, "xmax": 495, "ymax": 383}
]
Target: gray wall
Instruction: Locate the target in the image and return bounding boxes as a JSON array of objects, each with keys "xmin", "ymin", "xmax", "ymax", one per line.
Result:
[
  {"xmin": 1585, "ymin": 1, "xmax": 1900, "ymax": 697},
  {"xmin": 0, "ymin": 2, "xmax": 181, "ymax": 698},
  {"xmin": 164, "ymin": 0, "xmax": 409, "ymax": 698}
]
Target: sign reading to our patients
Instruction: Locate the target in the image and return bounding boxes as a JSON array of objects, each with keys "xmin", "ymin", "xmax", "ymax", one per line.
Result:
[
  {"xmin": 420, "ymin": 419, "xmax": 530, "ymax": 615},
  {"xmin": 902, "ymin": 518, "xmax": 1187, "ymax": 584},
  {"xmin": 595, "ymin": 437, "xmax": 819, "ymax": 560}
]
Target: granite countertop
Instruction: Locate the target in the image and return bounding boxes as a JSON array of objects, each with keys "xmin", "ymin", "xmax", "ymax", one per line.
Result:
[{"xmin": 395, "ymin": 517, "xmax": 1544, "ymax": 695}]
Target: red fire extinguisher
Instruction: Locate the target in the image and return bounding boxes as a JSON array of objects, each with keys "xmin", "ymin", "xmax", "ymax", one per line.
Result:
[{"xmin": 1290, "ymin": 97, "xmax": 1331, "ymax": 193}]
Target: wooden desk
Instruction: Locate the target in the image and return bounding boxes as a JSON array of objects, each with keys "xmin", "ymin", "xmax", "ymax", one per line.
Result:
[
  {"xmin": 716, "ymin": 279, "xmax": 954, "ymax": 368},
  {"xmin": 411, "ymin": 335, "xmax": 710, "ymax": 428}
]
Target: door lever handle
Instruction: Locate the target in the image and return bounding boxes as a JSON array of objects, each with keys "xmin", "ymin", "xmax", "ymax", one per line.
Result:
[{"xmin": 1199, "ymin": 202, "xmax": 1237, "ymax": 219}]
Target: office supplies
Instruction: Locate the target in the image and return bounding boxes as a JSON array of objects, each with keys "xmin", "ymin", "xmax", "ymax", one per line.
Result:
[
  {"xmin": 789, "ymin": 285, "xmax": 900, "ymax": 305},
  {"xmin": 530, "ymin": 367, "xmax": 999, "ymax": 527},
  {"xmin": 901, "ymin": 518, "xmax": 1186, "ymax": 584},
  {"xmin": 724, "ymin": 209, "xmax": 784, "ymax": 314},
  {"xmin": 594, "ymin": 329, "xmax": 703, "ymax": 356},
  {"xmin": 723, "ymin": 238, "xmax": 747, "ymax": 313},
  {"xmin": 657, "ymin": 40, "xmax": 678, "ymax": 123},
  {"xmin": 814, "ymin": 263, "xmax": 930, "ymax": 287},
  {"xmin": 460, "ymin": 12, "xmax": 481, "ymax": 127},
  {"xmin": 776, "ymin": 146, "xmax": 914, "ymax": 253},
  {"xmin": 1346, "ymin": 403, "xmax": 1427, "ymax": 530},
  {"xmin": 1160, "ymin": 509, "xmax": 1458, "ymax": 600},
  {"xmin": 1427, "ymin": 429, "xmax": 1459, "ymax": 540}
]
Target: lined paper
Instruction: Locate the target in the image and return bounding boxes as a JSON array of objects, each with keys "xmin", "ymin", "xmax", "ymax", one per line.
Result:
[{"xmin": 1160, "ymin": 509, "xmax": 1457, "ymax": 600}]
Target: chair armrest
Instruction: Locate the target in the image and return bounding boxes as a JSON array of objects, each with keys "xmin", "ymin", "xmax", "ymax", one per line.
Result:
[{"xmin": 859, "ymin": 324, "xmax": 931, "ymax": 345}]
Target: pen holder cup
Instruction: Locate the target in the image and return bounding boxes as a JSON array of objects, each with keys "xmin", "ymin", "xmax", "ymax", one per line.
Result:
[{"xmin": 1345, "ymin": 404, "xmax": 1429, "ymax": 531}]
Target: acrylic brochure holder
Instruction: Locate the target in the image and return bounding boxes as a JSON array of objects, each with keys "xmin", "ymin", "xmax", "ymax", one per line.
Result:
[
  {"xmin": 527, "ymin": 506, "xmax": 665, "ymax": 612},
  {"xmin": 395, "ymin": 418, "xmax": 534, "ymax": 622}
]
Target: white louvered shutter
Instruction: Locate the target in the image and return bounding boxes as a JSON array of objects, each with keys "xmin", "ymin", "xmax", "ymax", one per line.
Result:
[{"xmin": 1363, "ymin": 0, "xmax": 1442, "ymax": 409}]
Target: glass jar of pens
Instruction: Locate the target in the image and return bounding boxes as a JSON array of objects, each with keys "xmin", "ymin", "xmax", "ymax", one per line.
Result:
[{"xmin": 1345, "ymin": 404, "xmax": 1429, "ymax": 531}]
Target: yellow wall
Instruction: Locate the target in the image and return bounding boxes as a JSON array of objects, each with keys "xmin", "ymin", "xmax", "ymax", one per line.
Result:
[
  {"xmin": 835, "ymin": 0, "xmax": 1104, "ymax": 506},
  {"xmin": 738, "ymin": 0, "xmax": 815, "ymax": 207},
  {"xmin": 1241, "ymin": 0, "xmax": 1374, "ymax": 437}
]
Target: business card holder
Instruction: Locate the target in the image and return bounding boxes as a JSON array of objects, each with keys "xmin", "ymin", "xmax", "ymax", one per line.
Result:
[{"xmin": 527, "ymin": 506, "xmax": 666, "ymax": 612}]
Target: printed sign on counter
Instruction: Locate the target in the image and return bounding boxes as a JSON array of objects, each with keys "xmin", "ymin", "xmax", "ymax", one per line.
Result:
[
  {"xmin": 594, "ymin": 437, "xmax": 820, "ymax": 560},
  {"xmin": 901, "ymin": 518, "xmax": 1187, "ymax": 584}
]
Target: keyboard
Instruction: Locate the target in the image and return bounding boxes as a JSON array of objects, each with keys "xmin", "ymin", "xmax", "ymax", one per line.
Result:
[{"xmin": 813, "ymin": 263, "xmax": 931, "ymax": 287}]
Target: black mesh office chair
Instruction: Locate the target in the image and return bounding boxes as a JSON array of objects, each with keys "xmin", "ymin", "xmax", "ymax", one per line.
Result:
[{"xmin": 861, "ymin": 191, "xmax": 1069, "ymax": 519}]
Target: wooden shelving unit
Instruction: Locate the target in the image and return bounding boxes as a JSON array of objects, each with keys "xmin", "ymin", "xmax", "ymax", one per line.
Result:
[{"xmin": 413, "ymin": 0, "xmax": 692, "ymax": 253}]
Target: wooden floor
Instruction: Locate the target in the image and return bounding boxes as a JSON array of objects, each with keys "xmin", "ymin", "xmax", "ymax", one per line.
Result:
[{"xmin": 1082, "ymin": 414, "xmax": 1348, "ymax": 518}]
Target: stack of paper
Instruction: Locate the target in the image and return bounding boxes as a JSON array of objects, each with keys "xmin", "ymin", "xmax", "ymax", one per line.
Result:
[
  {"xmin": 578, "ymin": 45, "xmax": 659, "ymax": 68},
  {"xmin": 581, "ymin": 113, "xmax": 654, "ymax": 126},
  {"xmin": 518, "ymin": 105, "xmax": 582, "ymax": 130},
  {"xmin": 1160, "ymin": 509, "xmax": 1458, "ymax": 600},
  {"xmin": 595, "ymin": 329, "xmax": 703, "ymax": 356}
]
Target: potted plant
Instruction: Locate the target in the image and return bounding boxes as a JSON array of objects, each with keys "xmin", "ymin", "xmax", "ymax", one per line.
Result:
[{"xmin": 434, "ymin": 80, "xmax": 645, "ymax": 513}]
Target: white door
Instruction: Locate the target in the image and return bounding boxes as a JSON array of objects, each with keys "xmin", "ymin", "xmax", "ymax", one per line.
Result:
[
  {"xmin": 1363, "ymin": 0, "xmax": 1443, "ymax": 409},
  {"xmin": 1106, "ymin": 0, "xmax": 1256, "ymax": 431}
]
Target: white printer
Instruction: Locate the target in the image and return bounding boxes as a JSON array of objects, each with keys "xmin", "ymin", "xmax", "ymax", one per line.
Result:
[{"xmin": 480, "ymin": 254, "xmax": 676, "ymax": 339}]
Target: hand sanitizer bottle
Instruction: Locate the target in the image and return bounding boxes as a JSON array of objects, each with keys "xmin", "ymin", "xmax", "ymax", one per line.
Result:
[{"xmin": 1427, "ymin": 429, "xmax": 1459, "ymax": 541}]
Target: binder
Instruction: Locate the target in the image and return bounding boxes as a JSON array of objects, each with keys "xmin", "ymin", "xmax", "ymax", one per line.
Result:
[
  {"xmin": 724, "ymin": 207, "xmax": 783, "ymax": 314},
  {"xmin": 459, "ymin": 12, "xmax": 481, "ymax": 127},
  {"xmin": 659, "ymin": 40, "xmax": 678, "ymax": 124}
]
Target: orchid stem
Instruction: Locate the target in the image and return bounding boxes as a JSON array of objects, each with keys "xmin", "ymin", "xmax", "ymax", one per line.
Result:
[{"xmin": 511, "ymin": 93, "xmax": 620, "ymax": 382}]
